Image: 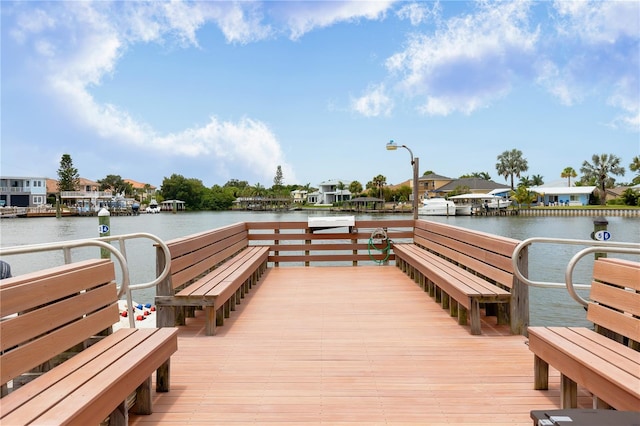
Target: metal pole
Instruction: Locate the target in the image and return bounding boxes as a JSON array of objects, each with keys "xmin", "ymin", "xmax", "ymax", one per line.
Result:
[{"xmin": 413, "ymin": 157, "xmax": 419, "ymax": 220}]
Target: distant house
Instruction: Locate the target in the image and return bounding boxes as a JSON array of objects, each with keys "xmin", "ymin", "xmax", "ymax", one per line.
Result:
[
  {"xmin": 306, "ymin": 179, "xmax": 352, "ymax": 205},
  {"xmin": 529, "ymin": 185, "xmax": 596, "ymax": 206},
  {"xmin": 418, "ymin": 174, "xmax": 453, "ymax": 199},
  {"xmin": 290, "ymin": 189, "xmax": 308, "ymax": 204},
  {"xmin": 124, "ymin": 178, "xmax": 157, "ymax": 200},
  {"xmin": 0, "ymin": 176, "xmax": 47, "ymax": 207}
]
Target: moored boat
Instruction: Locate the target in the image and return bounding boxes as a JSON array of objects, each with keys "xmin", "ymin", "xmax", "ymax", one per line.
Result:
[{"xmin": 418, "ymin": 197, "xmax": 456, "ymax": 216}]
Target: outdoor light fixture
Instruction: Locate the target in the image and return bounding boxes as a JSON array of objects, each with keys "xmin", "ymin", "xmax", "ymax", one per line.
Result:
[{"xmin": 386, "ymin": 140, "xmax": 419, "ymax": 220}]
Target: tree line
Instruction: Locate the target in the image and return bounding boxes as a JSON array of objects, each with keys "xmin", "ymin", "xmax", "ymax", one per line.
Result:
[{"xmin": 56, "ymin": 151, "xmax": 640, "ymax": 210}]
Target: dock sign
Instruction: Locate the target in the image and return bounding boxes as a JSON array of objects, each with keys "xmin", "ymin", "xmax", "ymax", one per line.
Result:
[
  {"xmin": 593, "ymin": 230, "xmax": 611, "ymax": 241},
  {"xmin": 98, "ymin": 224, "xmax": 110, "ymax": 234}
]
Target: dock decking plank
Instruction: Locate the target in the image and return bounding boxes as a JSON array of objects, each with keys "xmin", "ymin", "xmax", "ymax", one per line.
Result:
[{"xmin": 130, "ymin": 266, "xmax": 590, "ymax": 425}]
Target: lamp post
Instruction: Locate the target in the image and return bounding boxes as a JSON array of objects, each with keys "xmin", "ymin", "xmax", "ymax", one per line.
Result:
[{"xmin": 386, "ymin": 140, "xmax": 419, "ymax": 220}]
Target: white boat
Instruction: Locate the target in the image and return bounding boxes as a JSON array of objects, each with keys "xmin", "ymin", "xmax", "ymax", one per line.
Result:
[
  {"xmin": 418, "ymin": 197, "xmax": 456, "ymax": 216},
  {"xmin": 454, "ymin": 204, "xmax": 472, "ymax": 216},
  {"xmin": 145, "ymin": 199, "xmax": 161, "ymax": 214}
]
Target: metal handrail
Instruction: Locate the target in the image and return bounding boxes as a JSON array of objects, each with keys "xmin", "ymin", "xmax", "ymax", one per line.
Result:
[
  {"xmin": 0, "ymin": 232, "xmax": 171, "ymax": 328},
  {"xmin": 565, "ymin": 246, "xmax": 640, "ymax": 306},
  {"xmin": 511, "ymin": 236, "xmax": 640, "ymax": 295}
]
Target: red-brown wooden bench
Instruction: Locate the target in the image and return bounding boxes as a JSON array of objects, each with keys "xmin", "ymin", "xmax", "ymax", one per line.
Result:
[
  {"xmin": 0, "ymin": 259, "xmax": 178, "ymax": 425},
  {"xmin": 393, "ymin": 219, "xmax": 526, "ymax": 335},
  {"xmin": 155, "ymin": 222, "xmax": 269, "ymax": 335},
  {"xmin": 528, "ymin": 257, "xmax": 640, "ymax": 411}
]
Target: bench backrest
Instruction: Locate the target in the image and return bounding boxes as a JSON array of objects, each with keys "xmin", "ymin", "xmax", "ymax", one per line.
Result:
[
  {"xmin": 413, "ymin": 219, "xmax": 520, "ymax": 290},
  {"xmin": 588, "ymin": 257, "xmax": 640, "ymax": 345},
  {"xmin": 165, "ymin": 222, "xmax": 249, "ymax": 290},
  {"xmin": 0, "ymin": 259, "xmax": 118, "ymax": 387}
]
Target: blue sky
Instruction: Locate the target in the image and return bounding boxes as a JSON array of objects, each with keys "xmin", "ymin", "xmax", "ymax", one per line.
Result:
[{"xmin": 2, "ymin": 1, "xmax": 639, "ymax": 189}]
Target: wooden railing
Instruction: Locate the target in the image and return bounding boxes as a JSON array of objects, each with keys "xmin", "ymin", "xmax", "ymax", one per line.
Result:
[{"xmin": 246, "ymin": 219, "xmax": 415, "ymax": 266}]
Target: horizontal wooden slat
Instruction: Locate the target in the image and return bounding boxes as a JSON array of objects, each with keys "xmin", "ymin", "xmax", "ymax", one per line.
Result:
[
  {"xmin": 589, "ymin": 281, "xmax": 640, "ymax": 317},
  {"xmin": 593, "ymin": 258, "xmax": 640, "ymax": 291},
  {"xmin": 1, "ymin": 303, "xmax": 119, "ymax": 385},
  {"xmin": 587, "ymin": 302, "xmax": 640, "ymax": 343},
  {"xmin": 0, "ymin": 259, "xmax": 115, "ymax": 317},
  {"xmin": 1, "ymin": 282, "xmax": 117, "ymax": 351}
]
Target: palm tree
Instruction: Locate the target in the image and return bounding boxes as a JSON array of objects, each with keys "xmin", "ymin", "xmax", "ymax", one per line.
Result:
[
  {"xmin": 530, "ymin": 174, "xmax": 544, "ymax": 186},
  {"xmin": 496, "ymin": 149, "xmax": 529, "ymax": 190},
  {"xmin": 371, "ymin": 175, "xmax": 387, "ymax": 199},
  {"xmin": 630, "ymin": 156, "xmax": 640, "ymax": 185},
  {"xmin": 560, "ymin": 167, "xmax": 577, "ymax": 187},
  {"xmin": 580, "ymin": 154, "xmax": 625, "ymax": 205}
]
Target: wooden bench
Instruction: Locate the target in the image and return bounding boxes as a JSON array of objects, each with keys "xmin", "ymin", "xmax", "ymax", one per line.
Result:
[
  {"xmin": 393, "ymin": 219, "xmax": 527, "ymax": 335},
  {"xmin": 528, "ymin": 257, "xmax": 640, "ymax": 411},
  {"xmin": 0, "ymin": 259, "xmax": 178, "ymax": 425},
  {"xmin": 155, "ymin": 222, "xmax": 269, "ymax": 336}
]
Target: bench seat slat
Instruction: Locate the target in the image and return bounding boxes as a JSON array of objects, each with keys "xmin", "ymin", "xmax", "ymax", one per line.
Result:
[
  {"xmin": 39, "ymin": 328, "xmax": 178, "ymax": 425},
  {"xmin": 395, "ymin": 244, "xmax": 510, "ymax": 298},
  {"xmin": 178, "ymin": 247, "xmax": 263, "ymax": 297},
  {"xmin": 404, "ymin": 244, "xmax": 509, "ymax": 296}
]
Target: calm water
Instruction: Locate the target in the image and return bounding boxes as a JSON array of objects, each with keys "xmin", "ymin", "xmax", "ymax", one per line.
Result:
[{"xmin": 1, "ymin": 211, "xmax": 638, "ymax": 327}]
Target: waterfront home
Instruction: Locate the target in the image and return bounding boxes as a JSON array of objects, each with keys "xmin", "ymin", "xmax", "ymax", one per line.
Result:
[
  {"xmin": 306, "ymin": 179, "xmax": 352, "ymax": 205},
  {"xmin": 0, "ymin": 176, "xmax": 47, "ymax": 207},
  {"xmin": 530, "ymin": 185, "xmax": 596, "ymax": 206}
]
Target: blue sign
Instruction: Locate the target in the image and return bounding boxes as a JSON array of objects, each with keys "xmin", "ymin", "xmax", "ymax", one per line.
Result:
[
  {"xmin": 594, "ymin": 230, "xmax": 611, "ymax": 241},
  {"xmin": 98, "ymin": 224, "xmax": 110, "ymax": 234}
]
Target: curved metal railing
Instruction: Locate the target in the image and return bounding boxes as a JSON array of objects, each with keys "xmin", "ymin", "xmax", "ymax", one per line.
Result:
[
  {"xmin": 0, "ymin": 232, "xmax": 171, "ymax": 328},
  {"xmin": 512, "ymin": 237, "xmax": 640, "ymax": 306},
  {"xmin": 565, "ymin": 245, "xmax": 640, "ymax": 306}
]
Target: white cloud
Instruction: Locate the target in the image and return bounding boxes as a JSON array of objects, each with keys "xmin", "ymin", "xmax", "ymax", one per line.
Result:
[
  {"xmin": 553, "ymin": 1, "xmax": 639, "ymax": 43},
  {"xmin": 541, "ymin": 1, "xmax": 640, "ymax": 130},
  {"xmin": 351, "ymin": 84, "xmax": 394, "ymax": 117},
  {"xmin": 272, "ymin": 1, "xmax": 393, "ymax": 40},
  {"xmin": 396, "ymin": 2, "xmax": 440, "ymax": 26},
  {"xmin": 386, "ymin": 1, "xmax": 538, "ymax": 116},
  {"xmin": 8, "ymin": 1, "xmax": 296, "ymax": 183}
]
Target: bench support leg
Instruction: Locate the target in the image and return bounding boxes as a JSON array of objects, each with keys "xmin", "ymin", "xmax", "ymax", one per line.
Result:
[
  {"xmin": 205, "ymin": 306, "xmax": 216, "ymax": 336},
  {"xmin": 131, "ymin": 375, "xmax": 152, "ymax": 415},
  {"xmin": 594, "ymin": 396, "xmax": 611, "ymax": 409},
  {"xmin": 560, "ymin": 374, "xmax": 577, "ymax": 409},
  {"xmin": 533, "ymin": 355, "xmax": 548, "ymax": 390},
  {"xmin": 458, "ymin": 306, "xmax": 468, "ymax": 328},
  {"xmin": 109, "ymin": 400, "xmax": 128, "ymax": 426},
  {"xmin": 156, "ymin": 359, "xmax": 171, "ymax": 392},
  {"xmin": 497, "ymin": 303, "xmax": 510, "ymax": 325},
  {"xmin": 216, "ymin": 306, "xmax": 224, "ymax": 326},
  {"xmin": 470, "ymin": 299, "xmax": 481, "ymax": 335}
]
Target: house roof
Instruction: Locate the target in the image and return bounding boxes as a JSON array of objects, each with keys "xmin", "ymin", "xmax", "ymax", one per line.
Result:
[
  {"xmin": 529, "ymin": 186, "xmax": 596, "ymax": 195},
  {"xmin": 318, "ymin": 179, "xmax": 351, "ymax": 186},
  {"xmin": 437, "ymin": 178, "xmax": 510, "ymax": 192},
  {"xmin": 420, "ymin": 173, "xmax": 451, "ymax": 181},
  {"xmin": 124, "ymin": 179, "xmax": 156, "ymax": 190}
]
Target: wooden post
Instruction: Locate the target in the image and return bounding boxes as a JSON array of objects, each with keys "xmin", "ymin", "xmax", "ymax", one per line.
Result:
[
  {"xmin": 511, "ymin": 245, "xmax": 529, "ymax": 336},
  {"xmin": 155, "ymin": 246, "xmax": 175, "ymax": 328}
]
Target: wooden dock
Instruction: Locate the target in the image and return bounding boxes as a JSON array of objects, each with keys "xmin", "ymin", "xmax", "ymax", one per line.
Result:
[{"xmin": 130, "ymin": 266, "xmax": 591, "ymax": 425}]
